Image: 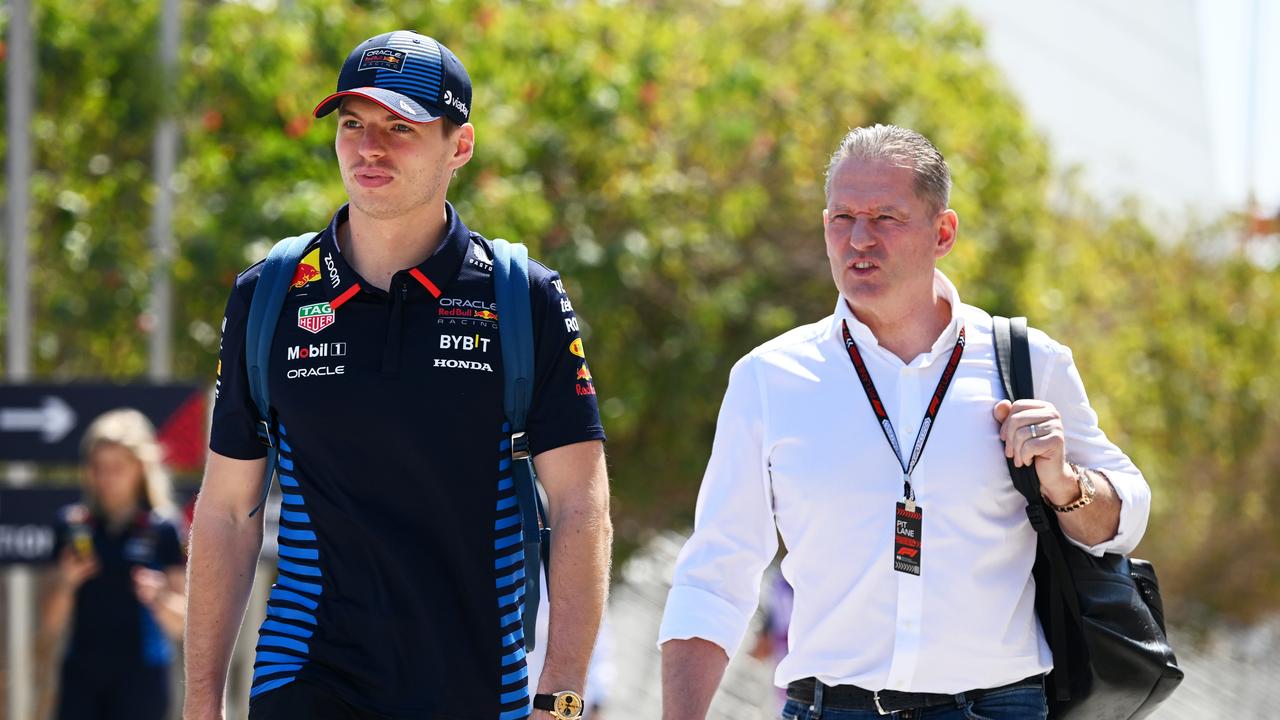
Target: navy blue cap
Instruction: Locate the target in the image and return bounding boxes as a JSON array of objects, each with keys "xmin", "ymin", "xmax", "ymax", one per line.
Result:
[{"xmin": 313, "ymin": 30, "xmax": 472, "ymax": 125}]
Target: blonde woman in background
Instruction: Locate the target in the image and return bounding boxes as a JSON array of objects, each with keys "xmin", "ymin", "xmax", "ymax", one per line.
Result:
[{"xmin": 40, "ymin": 408, "xmax": 187, "ymax": 720}]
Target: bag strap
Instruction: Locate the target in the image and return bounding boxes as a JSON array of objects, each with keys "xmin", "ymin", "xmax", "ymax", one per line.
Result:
[
  {"xmin": 493, "ymin": 238, "xmax": 548, "ymax": 652},
  {"xmin": 993, "ymin": 317, "xmax": 1046, "ymax": 522},
  {"xmin": 245, "ymin": 232, "xmax": 316, "ymax": 517},
  {"xmin": 992, "ymin": 315, "xmax": 1083, "ymax": 702}
]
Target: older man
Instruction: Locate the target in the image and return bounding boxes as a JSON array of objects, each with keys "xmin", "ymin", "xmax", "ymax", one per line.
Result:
[{"xmin": 659, "ymin": 125, "xmax": 1150, "ymax": 720}]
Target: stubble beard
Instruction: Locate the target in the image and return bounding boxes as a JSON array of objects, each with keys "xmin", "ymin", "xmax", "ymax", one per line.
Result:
[{"xmin": 346, "ymin": 164, "xmax": 449, "ymax": 221}]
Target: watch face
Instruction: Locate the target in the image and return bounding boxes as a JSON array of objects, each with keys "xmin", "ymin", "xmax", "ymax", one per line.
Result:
[
  {"xmin": 1081, "ymin": 470, "xmax": 1096, "ymax": 495},
  {"xmin": 554, "ymin": 692, "xmax": 583, "ymax": 718}
]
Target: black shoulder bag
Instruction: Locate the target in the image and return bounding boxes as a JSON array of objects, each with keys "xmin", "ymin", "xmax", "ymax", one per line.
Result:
[{"xmin": 993, "ymin": 316, "xmax": 1183, "ymax": 720}]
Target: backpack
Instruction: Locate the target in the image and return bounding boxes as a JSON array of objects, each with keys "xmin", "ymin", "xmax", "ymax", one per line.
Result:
[
  {"xmin": 992, "ymin": 316, "xmax": 1182, "ymax": 719},
  {"xmin": 243, "ymin": 233, "xmax": 548, "ymax": 651}
]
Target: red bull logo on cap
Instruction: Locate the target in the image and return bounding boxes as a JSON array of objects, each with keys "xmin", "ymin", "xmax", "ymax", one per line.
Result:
[
  {"xmin": 291, "ymin": 249, "xmax": 323, "ymax": 289},
  {"xmin": 474, "ymin": 310, "xmax": 498, "ymax": 322},
  {"xmin": 358, "ymin": 48, "xmax": 406, "ymax": 73}
]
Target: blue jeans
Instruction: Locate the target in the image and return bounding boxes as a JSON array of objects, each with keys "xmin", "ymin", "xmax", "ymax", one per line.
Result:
[{"xmin": 780, "ymin": 684, "xmax": 1048, "ymax": 720}]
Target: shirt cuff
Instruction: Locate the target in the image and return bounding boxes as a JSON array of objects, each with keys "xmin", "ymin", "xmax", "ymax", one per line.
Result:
[
  {"xmin": 657, "ymin": 584, "xmax": 753, "ymax": 659},
  {"xmin": 1063, "ymin": 469, "xmax": 1150, "ymax": 557},
  {"xmin": 208, "ymin": 436, "xmax": 268, "ymax": 462}
]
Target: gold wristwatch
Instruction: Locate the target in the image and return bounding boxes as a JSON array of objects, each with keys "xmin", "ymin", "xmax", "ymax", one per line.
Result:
[
  {"xmin": 533, "ymin": 691, "xmax": 584, "ymax": 719},
  {"xmin": 1046, "ymin": 463, "xmax": 1096, "ymax": 513}
]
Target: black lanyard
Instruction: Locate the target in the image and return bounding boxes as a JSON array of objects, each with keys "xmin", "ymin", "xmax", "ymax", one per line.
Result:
[{"xmin": 841, "ymin": 319, "xmax": 966, "ymax": 501}]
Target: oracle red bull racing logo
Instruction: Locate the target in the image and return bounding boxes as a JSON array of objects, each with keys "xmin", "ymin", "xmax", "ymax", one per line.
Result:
[
  {"xmin": 298, "ymin": 302, "xmax": 335, "ymax": 334},
  {"xmin": 358, "ymin": 48, "xmax": 406, "ymax": 73},
  {"xmin": 436, "ymin": 297, "xmax": 499, "ymax": 326}
]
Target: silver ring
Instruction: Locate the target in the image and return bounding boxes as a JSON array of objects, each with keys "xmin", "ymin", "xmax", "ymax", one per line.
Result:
[{"xmin": 1029, "ymin": 423, "xmax": 1041, "ymax": 439}]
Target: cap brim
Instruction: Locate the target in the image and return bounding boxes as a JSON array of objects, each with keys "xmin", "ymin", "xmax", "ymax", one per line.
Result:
[{"xmin": 313, "ymin": 88, "xmax": 443, "ymax": 124}]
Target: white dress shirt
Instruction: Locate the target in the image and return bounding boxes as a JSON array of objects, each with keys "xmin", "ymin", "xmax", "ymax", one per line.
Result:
[{"xmin": 658, "ymin": 271, "xmax": 1150, "ymax": 694}]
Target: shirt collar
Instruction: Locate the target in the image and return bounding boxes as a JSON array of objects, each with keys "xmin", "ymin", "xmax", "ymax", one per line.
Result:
[
  {"xmin": 830, "ymin": 269, "xmax": 965, "ymax": 361},
  {"xmin": 317, "ymin": 202, "xmax": 471, "ymax": 305}
]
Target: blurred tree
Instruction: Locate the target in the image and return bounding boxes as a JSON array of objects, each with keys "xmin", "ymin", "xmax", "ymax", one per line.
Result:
[
  {"xmin": 1, "ymin": 0, "xmax": 1275, "ymax": 620},
  {"xmin": 1027, "ymin": 197, "xmax": 1280, "ymax": 623}
]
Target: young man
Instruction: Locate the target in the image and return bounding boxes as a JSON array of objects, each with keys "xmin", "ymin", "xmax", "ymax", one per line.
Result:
[
  {"xmin": 658, "ymin": 125, "xmax": 1151, "ymax": 720},
  {"xmin": 185, "ymin": 31, "xmax": 611, "ymax": 720}
]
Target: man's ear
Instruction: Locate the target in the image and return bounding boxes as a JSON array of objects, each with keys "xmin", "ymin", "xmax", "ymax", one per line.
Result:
[
  {"xmin": 450, "ymin": 122, "xmax": 475, "ymax": 170},
  {"xmin": 935, "ymin": 209, "xmax": 959, "ymax": 259}
]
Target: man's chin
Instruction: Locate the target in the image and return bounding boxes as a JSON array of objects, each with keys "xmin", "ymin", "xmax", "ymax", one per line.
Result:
[
  {"xmin": 348, "ymin": 197, "xmax": 407, "ymax": 221},
  {"xmin": 840, "ymin": 279, "xmax": 885, "ymax": 300}
]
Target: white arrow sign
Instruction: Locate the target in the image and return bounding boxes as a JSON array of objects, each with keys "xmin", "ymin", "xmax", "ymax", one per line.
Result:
[{"xmin": 0, "ymin": 396, "xmax": 78, "ymax": 443}]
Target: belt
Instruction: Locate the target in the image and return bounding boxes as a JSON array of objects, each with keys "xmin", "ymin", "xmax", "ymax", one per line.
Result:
[{"xmin": 786, "ymin": 674, "xmax": 1044, "ymax": 715}]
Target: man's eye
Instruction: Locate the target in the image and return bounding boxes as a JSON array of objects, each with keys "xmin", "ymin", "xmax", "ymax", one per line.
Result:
[{"xmin": 393, "ymin": 124, "xmax": 413, "ymax": 132}]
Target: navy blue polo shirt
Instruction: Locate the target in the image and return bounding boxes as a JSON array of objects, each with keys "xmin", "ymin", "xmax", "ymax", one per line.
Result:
[
  {"xmin": 53, "ymin": 505, "xmax": 185, "ymax": 667},
  {"xmin": 210, "ymin": 203, "xmax": 605, "ymax": 719}
]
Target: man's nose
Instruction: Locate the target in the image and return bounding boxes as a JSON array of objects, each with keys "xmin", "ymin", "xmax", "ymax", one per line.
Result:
[
  {"xmin": 358, "ymin": 129, "xmax": 387, "ymax": 159},
  {"xmin": 846, "ymin": 219, "xmax": 876, "ymax": 250}
]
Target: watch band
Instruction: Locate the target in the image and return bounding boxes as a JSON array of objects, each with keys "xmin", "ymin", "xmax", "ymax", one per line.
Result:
[
  {"xmin": 1046, "ymin": 463, "xmax": 1096, "ymax": 513},
  {"xmin": 533, "ymin": 691, "xmax": 584, "ymax": 719}
]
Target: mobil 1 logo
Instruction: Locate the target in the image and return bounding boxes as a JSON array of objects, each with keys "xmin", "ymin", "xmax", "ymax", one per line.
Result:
[
  {"xmin": 287, "ymin": 343, "xmax": 347, "ymax": 361},
  {"xmin": 284, "ymin": 342, "xmax": 348, "ymax": 380}
]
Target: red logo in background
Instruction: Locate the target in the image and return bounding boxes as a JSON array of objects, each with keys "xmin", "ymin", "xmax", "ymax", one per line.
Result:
[{"xmin": 157, "ymin": 391, "xmax": 208, "ymax": 471}]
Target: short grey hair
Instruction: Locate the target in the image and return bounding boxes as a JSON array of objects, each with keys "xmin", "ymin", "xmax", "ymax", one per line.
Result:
[{"xmin": 824, "ymin": 124, "xmax": 951, "ymax": 212}]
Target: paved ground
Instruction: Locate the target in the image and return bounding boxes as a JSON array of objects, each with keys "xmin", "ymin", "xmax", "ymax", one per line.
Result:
[{"xmin": 601, "ymin": 530, "xmax": 1280, "ymax": 720}]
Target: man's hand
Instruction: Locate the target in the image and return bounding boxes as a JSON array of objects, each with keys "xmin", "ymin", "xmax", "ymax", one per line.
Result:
[
  {"xmin": 993, "ymin": 398, "xmax": 1122, "ymax": 546},
  {"xmin": 992, "ymin": 398, "xmax": 1076, "ymax": 505}
]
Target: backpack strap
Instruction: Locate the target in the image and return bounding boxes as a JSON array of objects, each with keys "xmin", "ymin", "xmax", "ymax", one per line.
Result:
[
  {"xmin": 245, "ymin": 232, "xmax": 316, "ymax": 517},
  {"xmin": 993, "ymin": 317, "xmax": 1045, "ymax": 524},
  {"xmin": 492, "ymin": 238, "xmax": 549, "ymax": 652},
  {"xmin": 992, "ymin": 315, "xmax": 1082, "ymax": 702}
]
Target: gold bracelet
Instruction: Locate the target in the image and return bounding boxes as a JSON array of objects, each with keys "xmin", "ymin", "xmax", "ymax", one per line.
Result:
[{"xmin": 1045, "ymin": 463, "xmax": 1096, "ymax": 513}]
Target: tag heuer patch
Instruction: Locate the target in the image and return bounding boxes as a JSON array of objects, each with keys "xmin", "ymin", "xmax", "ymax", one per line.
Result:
[{"xmin": 298, "ymin": 302, "xmax": 335, "ymax": 334}]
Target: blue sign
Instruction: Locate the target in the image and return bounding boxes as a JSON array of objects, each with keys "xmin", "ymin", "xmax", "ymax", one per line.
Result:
[{"xmin": 0, "ymin": 383, "xmax": 207, "ymax": 467}]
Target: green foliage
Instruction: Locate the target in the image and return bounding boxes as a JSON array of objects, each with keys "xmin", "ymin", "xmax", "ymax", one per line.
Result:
[
  {"xmin": 2, "ymin": 0, "xmax": 1276, "ymax": 620},
  {"xmin": 1027, "ymin": 201, "xmax": 1280, "ymax": 622}
]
